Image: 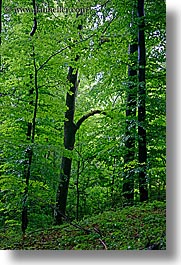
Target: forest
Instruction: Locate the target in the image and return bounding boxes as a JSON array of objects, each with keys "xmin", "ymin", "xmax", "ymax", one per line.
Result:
[{"xmin": 0, "ymin": 0, "xmax": 166, "ymax": 250}]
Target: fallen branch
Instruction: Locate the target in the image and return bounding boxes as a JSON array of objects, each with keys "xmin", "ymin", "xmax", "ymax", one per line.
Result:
[
  {"xmin": 99, "ymin": 238, "xmax": 108, "ymax": 250},
  {"xmin": 93, "ymin": 226, "xmax": 108, "ymax": 250},
  {"xmin": 55, "ymin": 210, "xmax": 92, "ymax": 234},
  {"xmin": 55, "ymin": 209, "xmax": 108, "ymax": 249}
]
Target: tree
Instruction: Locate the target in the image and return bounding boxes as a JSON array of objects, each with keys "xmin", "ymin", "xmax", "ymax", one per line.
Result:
[
  {"xmin": 55, "ymin": 60, "xmax": 106, "ymax": 223},
  {"xmin": 145, "ymin": 0, "xmax": 166, "ymax": 201},
  {"xmin": 21, "ymin": 0, "xmax": 39, "ymax": 234},
  {"xmin": 123, "ymin": 2, "xmax": 138, "ymax": 203},
  {"xmin": 0, "ymin": 0, "xmax": 65, "ymax": 230},
  {"xmin": 0, "ymin": 0, "xmax": 165, "ymax": 232},
  {"xmin": 55, "ymin": 62, "xmax": 79, "ymax": 224},
  {"xmin": 137, "ymin": 0, "xmax": 148, "ymax": 201},
  {"xmin": 55, "ymin": 3, "xmax": 111, "ymax": 224}
]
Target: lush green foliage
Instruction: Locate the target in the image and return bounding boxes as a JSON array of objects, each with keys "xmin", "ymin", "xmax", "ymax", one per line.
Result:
[
  {"xmin": 0, "ymin": 201, "xmax": 166, "ymax": 250},
  {"xmin": 0, "ymin": 0, "xmax": 166, "ymax": 248}
]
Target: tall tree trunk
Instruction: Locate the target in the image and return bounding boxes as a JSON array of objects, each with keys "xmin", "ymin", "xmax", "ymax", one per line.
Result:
[
  {"xmin": 123, "ymin": 6, "xmax": 137, "ymax": 204},
  {"xmin": 55, "ymin": 9, "xmax": 83, "ymax": 224},
  {"xmin": 55, "ymin": 84, "xmax": 106, "ymax": 223},
  {"xmin": 22, "ymin": 44, "xmax": 38, "ymax": 233},
  {"xmin": 55, "ymin": 13, "xmax": 107, "ymax": 224},
  {"xmin": 55, "ymin": 65, "xmax": 79, "ymax": 224},
  {"xmin": 21, "ymin": 2, "xmax": 38, "ymax": 234},
  {"xmin": 138, "ymin": 0, "xmax": 148, "ymax": 201},
  {"xmin": 22, "ymin": 70, "xmax": 38, "ymax": 233}
]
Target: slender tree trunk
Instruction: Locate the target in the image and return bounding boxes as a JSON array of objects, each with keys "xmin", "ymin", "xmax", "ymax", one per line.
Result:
[
  {"xmin": 123, "ymin": 7, "xmax": 137, "ymax": 204},
  {"xmin": 22, "ymin": 141, "xmax": 32, "ymax": 233},
  {"xmin": 138, "ymin": 0, "xmax": 148, "ymax": 201},
  {"xmin": 76, "ymin": 159, "xmax": 80, "ymax": 221},
  {"xmin": 30, "ymin": 0, "xmax": 37, "ymax": 36},
  {"xmin": 21, "ymin": 2, "xmax": 38, "ymax": 233},
  {"xmin": 22, "ymin": 44, "xmax": 38, "ymax": 233}
]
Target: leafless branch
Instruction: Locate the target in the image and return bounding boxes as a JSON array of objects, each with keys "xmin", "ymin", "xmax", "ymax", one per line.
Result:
[{"xmin": 99, "ymin": 238, "xmax": 108, "ymax": 250}]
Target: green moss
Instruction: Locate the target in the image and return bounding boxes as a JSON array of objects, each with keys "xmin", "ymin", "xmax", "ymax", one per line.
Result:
[{"xmin": 0, "ymin": 201, "xmax": 166, "ymax": 250}]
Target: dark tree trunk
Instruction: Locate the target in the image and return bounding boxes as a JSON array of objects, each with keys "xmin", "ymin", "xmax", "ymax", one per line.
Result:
[
  {"xmin": 138, "ymin": 0, "xmax": 148, "ymax": 202},
  {"xmin": 55, "ymin": 156, "xmax": 73, "ymax": 224},
  {"xmin": 54, "ymin": 83, "xmax": 106, "ymax": 224},
  {"xmin": 55, "ymin": 14, "xmax": 83, "ymax": 224},
  {"xmin": 30, "ymin": 0, "xmax": 37, "ymax": 36},
  {"xmin": 22, "ymin": 145, "xmax": 33, "ymax": 233},
  {"xmin": 22, "ymin": 45, "xmax": 38, "ymax": 234},
  {"xmin": 55, "ymin": 13, "xmax": 106, "ymax": 224},
  {"xmin": 123, "ymin": 7, "xmax": 137, "ymax": 204},
  {"xmin": 55, "ymin": 65, "xmax": 78, "ymax": 224}
]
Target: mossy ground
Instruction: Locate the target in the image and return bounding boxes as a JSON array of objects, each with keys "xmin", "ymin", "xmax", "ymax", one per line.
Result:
[{"xmin": 0, "ymin": 201, "xmax": 166, "ymax": 250}]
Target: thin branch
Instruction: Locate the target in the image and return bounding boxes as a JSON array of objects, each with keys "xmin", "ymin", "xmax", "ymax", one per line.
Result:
[
  {"xmin": 101, "ymin": 15, "xmax": 116, "ymax": 36},
  {"xmin": 37, "ymin": 46, "xmax": 69, "ymax": 71},
  {"xmin": 53, "ymin": 207, "xmax": 108, "ymax": 249},
  {"xmin": 31, "ymin": 45, "xmax": 38, "ymax": 143},
  {"xmin": 75, "ymin": 110, "xmax": 106, "ymax": 130},
  {"xmin": 93, "ymin": 226, "xmax": 108, "ymax": 250},
  {"xmin": 37, "ymin": 12, "xmax": 116, "ymax": 72},
  {"xmin": 54, "ymin": 210, "xmax": 92, "ymax": 234},
  {"xmin": 99, "ymin": 238, "xmax": 108, "ymax": 250},
  {"xmin": 37, "ymin": 33, "xmax": 98, "ymax": 72}
]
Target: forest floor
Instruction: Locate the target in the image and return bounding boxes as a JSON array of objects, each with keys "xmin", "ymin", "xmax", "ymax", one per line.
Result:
[{"xmin": 0, "ymin": 201, "xmax": 166, "ymax": 250}]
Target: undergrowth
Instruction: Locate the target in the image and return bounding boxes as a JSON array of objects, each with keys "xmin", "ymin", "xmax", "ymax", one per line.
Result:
[{"xmin": 0, "ymin": 201, "xmax": 166, "ymax": 250}]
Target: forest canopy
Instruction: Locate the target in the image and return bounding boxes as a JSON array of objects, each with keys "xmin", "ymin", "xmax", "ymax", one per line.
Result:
[{"xmin": 0, "ymin": 0, "xmax": 166, "ymax": 250}]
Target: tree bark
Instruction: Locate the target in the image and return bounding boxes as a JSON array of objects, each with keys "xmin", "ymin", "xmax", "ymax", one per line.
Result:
[
  {"xmin": 55, "ymin": 65, "xmax": 78, "ymax": 224},
  {"xmin": 55, "ymin": 12, "xmax": 83, "ymax": 224},
  {"xmin": 76, "ymin": 110, "xmax": 106, "ymax": 130},
  {"xmin": 55, "ymin": 80, "xmax": 106, "ymax": 223},
  {"xmin": 22, "ymin": 45, "xmax": 38, "ymax": 234},
  {"xmin": 30, "ymin": 0, "xmax": 37, "ymax": 36},
  {"xmin": 138, "ymin": 0, "xmax": 148, "ymax": 202},
  {"xmin": 123, "ymin": 6, "xmax": 137, "ymax": 204},
  {"xmin": 55, "ymin": 12, "xmax": 107, "ymax": 224}
]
